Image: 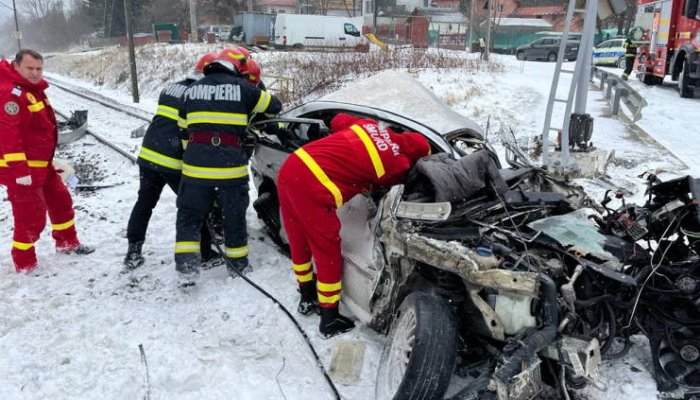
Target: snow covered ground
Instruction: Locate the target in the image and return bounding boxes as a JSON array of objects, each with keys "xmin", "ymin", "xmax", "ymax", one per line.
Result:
[{"xmin": 1, "ymin": 46, "xmax": 698, "ymax": 400}]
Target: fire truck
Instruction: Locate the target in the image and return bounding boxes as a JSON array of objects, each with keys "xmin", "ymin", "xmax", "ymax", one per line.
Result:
[{"xmin": 635, "ymin": 0, "xmax": 700, "ymax": 98}]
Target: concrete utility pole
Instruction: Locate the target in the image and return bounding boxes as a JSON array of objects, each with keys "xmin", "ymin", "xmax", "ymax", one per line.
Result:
[
  {"xmin": 123, "ymin": 0, "xmax": 139, "ymax": 103},
  {"xmin": 485, "ymin": 0, "xmax": 492, "ymax": 61},
  {"xmin": 12, "ymin": 0, "xmax": 21, "ymax": 51},
  {"xmin": 189, "ymin": 0, "xmax": 198, "ymax": 43}
]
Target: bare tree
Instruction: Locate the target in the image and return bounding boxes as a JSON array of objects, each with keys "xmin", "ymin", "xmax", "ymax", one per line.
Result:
[{"xmin": 22, "ymin": 0, "xmax": 61, "ymax": 20}]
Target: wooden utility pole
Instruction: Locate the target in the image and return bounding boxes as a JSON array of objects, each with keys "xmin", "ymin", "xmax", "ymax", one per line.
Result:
[
  {"xmin": 12, "ymin": 0, "xmax": 21, "ymax": 51},
  {"xmin": 189, "ymin": 0, "xmax": 198, "ymax": 42},
  {"xmin": 123, "ymin": 0, "xmax": 139, "ymax": 103},
  {"xmin": 485, "ymin": 0, "xmax": 492, "ymax": 61}
]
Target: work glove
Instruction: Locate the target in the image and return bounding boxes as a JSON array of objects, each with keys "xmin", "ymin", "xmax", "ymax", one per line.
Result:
[
  {"xmin": 53, "ymin": 158, "xmax": 79, "ymax": 188},
  {"xmin": 16, "ymin": 175, "xmax": 32, "ymax": 186}
]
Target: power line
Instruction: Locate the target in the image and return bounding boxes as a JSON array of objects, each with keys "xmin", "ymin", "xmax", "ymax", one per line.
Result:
[{"xmin": 0, "ymin": 0, "xmax": 13, "ymax": 12}]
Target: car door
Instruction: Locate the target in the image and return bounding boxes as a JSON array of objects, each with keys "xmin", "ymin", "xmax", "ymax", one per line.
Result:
[
  {"xmin": 593, "ymin": 40, "xmax": 614, "ymax": 65},
  {"xmin": 529, "ymin": 39, "xmax": 546, "ymax": 59}
]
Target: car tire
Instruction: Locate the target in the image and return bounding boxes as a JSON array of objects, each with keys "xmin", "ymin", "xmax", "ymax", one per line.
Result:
[
  {"xmin": 617, "ymin": 56, "xmax": 626, "ymax": 69},
  {"xmin": 678, "ymin": 60, "xmax": 695, "ymax": 98},
  {"xmin": 375, "ymin": 292, "xmax": 457, "ymax": 400},
  {"xmin": 547, "ymin": 52, "xmax": 557, "ymax": 62},
  {"xmin": 252, "ymin": 190, "xmax": 287, "ymax": 251},
  {"xmin": 516, "ymin": 51, "xmax": 526, "ymax": 61}
]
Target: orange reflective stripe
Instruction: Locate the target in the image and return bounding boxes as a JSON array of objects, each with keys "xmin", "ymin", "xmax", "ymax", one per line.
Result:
[
  {"xmin": 294, "ymin": 148, "xmax": 343, "ymax": 208},
  {"xmin": 349, "ymin": 124, "xmax": 385, "ymax": 178}
]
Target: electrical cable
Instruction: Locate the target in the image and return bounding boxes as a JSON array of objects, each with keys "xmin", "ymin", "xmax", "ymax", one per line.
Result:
[
  {"xmin": 205, "ymin": 223, "xmax": 342, "ymax": 400},
  {"xmin": 624, "ymin": 209, "xmax": 688, "ymax": 329}
]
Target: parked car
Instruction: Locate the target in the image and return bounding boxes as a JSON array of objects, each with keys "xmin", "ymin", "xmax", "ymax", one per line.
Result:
[
  {"xmin": 249, "ymin": 71, "xmax": 700, "ymax": 400},
  {"xmin": 515, "ymin": 37, "xmax": 579, "ymax": 62},
  {"xmin": 592, "ymin": 38, "xmax": 627, "ymax": 68}
]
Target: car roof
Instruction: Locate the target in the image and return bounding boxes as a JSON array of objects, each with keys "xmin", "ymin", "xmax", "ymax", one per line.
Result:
[{"xmin": 319, "ymin": 71, "xmax": 484, "ymax": 138}]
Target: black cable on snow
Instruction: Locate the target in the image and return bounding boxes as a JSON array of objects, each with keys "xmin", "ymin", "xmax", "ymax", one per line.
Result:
[{"xmin": 207, "ymin": 223, "xmax": 342, "ymax": 400}]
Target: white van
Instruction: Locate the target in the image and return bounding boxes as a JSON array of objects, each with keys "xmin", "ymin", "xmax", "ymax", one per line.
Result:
[{"xmin": 272, "ymin": 14, "xmax": 365, "ymax": 49}]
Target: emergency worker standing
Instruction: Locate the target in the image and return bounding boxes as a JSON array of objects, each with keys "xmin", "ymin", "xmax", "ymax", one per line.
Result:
[
  {"xmin": 174, "ymin": 49, "xmax": 282, "ymax": 287},
  {"xmin": 276, "ymin": 113, "xmax": 431, "ymax": 338},
  {"xmin": 0, "ymin": 49, "xmax": 94, "ymax": 272},
  {"xmin": 124, "ymin": 53, "xmax": 218, "ymax": 269},
  {"xmin": 621, "ymin": 38, "xmax": 637, "ymax": 81}
]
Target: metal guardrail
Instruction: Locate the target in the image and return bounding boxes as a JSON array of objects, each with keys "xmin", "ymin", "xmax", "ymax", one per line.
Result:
[{"xmin": 591, "ymin": 66, "xmax": 648, "ymax": 122}]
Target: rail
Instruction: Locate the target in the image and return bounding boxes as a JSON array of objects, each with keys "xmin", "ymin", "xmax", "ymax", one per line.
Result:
[{"xmin": 591, "ymin": 66, "xmax": 648, "ymax": 122}]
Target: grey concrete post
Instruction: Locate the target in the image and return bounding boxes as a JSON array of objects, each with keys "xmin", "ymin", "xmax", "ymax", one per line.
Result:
[{"xmin": 606, "ymin": 80, "xmax": 618, "ymax": 100}]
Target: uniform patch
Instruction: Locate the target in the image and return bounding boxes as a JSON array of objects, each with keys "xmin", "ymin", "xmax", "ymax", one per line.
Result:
[
  {"xmin": 26, "ymin": 93, "xmax": 37, "ymax": 104},
  {"xmin": 4, "ymin": 101, "xmax": 19, "ymax": 115},
  {"xmin": 11, "ymin": 87, "xmax": 22, "ymax": 97}
]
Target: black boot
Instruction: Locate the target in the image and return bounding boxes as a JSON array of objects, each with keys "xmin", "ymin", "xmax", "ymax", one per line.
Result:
[
  {"xmin": 226, "ymin": 257, "xmax": 249, "ymax": 278},
  {"xmin": 298, "ymin": 281, "xmax": 319, "ymax": 315},
  {"xmin": 319, "ymin": 306, "xmax": 355, "ymax": 338},
  {"xmin": 124, "ymin": 241, "xmax": 145, "ymax": 270}
]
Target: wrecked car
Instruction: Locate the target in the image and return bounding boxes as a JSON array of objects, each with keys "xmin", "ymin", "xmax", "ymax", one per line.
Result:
[{"xmin": 249, "ymin": 71, "xmax": 700, "ymax": 399}]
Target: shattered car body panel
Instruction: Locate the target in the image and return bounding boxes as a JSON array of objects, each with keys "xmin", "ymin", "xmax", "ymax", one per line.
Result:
[{"xmin": 250, "ymin": 72, "xmax": 700, "ymax": 400}]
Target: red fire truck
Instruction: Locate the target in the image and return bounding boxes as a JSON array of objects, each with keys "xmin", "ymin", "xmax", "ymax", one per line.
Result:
[{"xmin": 635, "ymin": 0, "xmax": 700, "ymax": 98}]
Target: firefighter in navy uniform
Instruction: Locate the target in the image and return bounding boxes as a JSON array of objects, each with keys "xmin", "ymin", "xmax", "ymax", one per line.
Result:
[
  {"xmin": 621, "ymin": 38, "xmax": 637, "ymax": 81},
  {"xmin": 175, "ymin": 49, "xmax": 282, "ymax": 287},
  {"xmin": 124, "ymin": 53, "xmax": 219, "ymax": 270}
]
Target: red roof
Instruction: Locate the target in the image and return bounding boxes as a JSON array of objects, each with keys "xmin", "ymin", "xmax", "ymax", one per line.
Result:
[
  {"xmin": 510, "ymin": 5, "xmax": 565, "ymax": 17},
  {"xmin": 257, "ymin": 0, "xmax": 296, "ymax": 6}
]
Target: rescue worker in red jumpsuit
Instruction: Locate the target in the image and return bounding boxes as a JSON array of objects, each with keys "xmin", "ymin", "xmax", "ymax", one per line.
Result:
[
  {"xmin": 0, "ymin": 49, "xmax": 94, "ymax": 272},
  {"xmin": 276, "ymin": 113, "xmax": 431, "ymax": 338}
]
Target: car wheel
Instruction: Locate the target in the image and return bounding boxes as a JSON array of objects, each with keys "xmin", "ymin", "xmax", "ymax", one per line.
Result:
[
  {"xmin": 547, "ymin": 52, "xmax": 557, "ymax": 62},
  {"xmin": 252, "ymin": 190, "xmax": 288, "ymax": 252},
  {"xmin": 678, "ymin": 60, "xmax": 695, "ymax": 98},
  {"xmin": 516, "ymin": 51, "xmax": 526, "ymax": 61},
  {"xmin": 617, "ymin": 56, "xmax": 626, "ymax": 69},
  {"xmin": 375, "ymin": 292, "xmax": 457, "ymax": 400}
]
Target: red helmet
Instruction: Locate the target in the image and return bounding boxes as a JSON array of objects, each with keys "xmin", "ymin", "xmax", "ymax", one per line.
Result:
[
  {"xmin": 210, "ymin": 48, "xmax": 245, "ymax": 75},
  {"xmin": 194, "ymin": 52, "xmax": 218, "ymax": 73},
  {"xmin": 233, "ymin": 46, "xmax": 250, "ymax": 60},
  {"xmin": 245, "ymin": 59, "xmax": 261, "ymax": 84}
]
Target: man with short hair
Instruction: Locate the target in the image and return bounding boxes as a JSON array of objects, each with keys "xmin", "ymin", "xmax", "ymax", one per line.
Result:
[{"xmin": 0, "ymin": 49, "xmax": 94, "ymax": 272}]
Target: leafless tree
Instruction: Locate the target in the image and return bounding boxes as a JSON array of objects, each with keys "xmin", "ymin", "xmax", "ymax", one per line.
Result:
[{"xmin": 22, "ymin": 0, "xmax": 62, "ymax": 20}]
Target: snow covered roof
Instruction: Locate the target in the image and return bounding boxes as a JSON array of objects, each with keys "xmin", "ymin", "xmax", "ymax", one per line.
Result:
[
  {"xmin": 256, "ymin": 0, "xmax": 296, "ymax": 6},
  {"xmin": 428, "ymin": 13, "xmax": 468, "ymax": 24},
  {"xmin": 511, "ymin": 5, "xmax": 566, "ymax": 17},
  {"xmin": 321, "ymin": 71, "xmax": 483, "ymax": 136},
  {"xmin": 481, "ymin": 17, "xmax": 553, "ymax": 28}
]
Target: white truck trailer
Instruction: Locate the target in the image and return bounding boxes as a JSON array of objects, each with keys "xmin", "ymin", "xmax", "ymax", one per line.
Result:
[{"xmin": 272, "ymin": 14, "xmax": 366, "ymax": 50}]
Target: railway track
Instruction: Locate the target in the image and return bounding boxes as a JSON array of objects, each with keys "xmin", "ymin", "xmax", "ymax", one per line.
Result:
[{"xmin": 47, "ymin": 77, "xmax": 153, "ymax": 164}]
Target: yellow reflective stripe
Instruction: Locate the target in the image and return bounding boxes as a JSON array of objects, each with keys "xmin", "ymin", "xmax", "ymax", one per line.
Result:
[
  {"xmin": 51, "ymin": 219, "xmax": 75, "ymax": 231},
  {"xmin": 318, "ymin": 281, "xmax": 341, "ymax": 292},
  {"xmin": 155, "ymin": 104, "xmax": 179, "ymax": 121},
  {"xmin": 181, "ymin": 140, "xmax": 188, "ymax": 150},
  {"xmin": 186, "ymin": 112, "xmax": 248, "ymax": 126},
  {"xmin": 296, "ymin": 272, "xmax": 314, "ymax": 283},
  {"xmin": 182, "ymin": 163, "xmax": 248, "ymax": 180},
  {"xmin": 349, "ymin": 124, "xmax": 386, "ymax": 178},
  {"xmin": 138, "ymin": 146, "xmax": 183, "ymax": 170},
  {"xmin": 294, "ymin": 148, "xmax": 343, "ymax": 208},
  {"xmin": 224, "ymin": 51, "xmax": 245, "ymax": 60},
  {"xmin": 4, "ymin": 153, "xmax": 26, "ymax": 162},
  {"xmin": 175, "ymin": 241, "xmax": 200, "ymax": 253},
  {"xmin": 252, "ymin": 91, "xmax": 271, "ymax": 113},
  {"xmin": 318, "ymin": 293, "xmax": 341, "ymax": 304},
  {"xmin": 0, "ymin": 160, "xmax": 48, "ymax": 167},
  {"xmin": 293, "ymin": 261, "xmax": 312, "ymax": 272},
  {"xmin": 224, "ymin": 245, "xmax": 249, "ymax": 258},
  {"xmin": 177, "ymin": 117, "xmax": 187, "ymax": 129},
  {"xmin": 27, "ymin": 101, "xmax": 45, "ymax": 112},
  {"xmin": 12, "ymin": 241, "xmax": 34, "ymax": 250}
]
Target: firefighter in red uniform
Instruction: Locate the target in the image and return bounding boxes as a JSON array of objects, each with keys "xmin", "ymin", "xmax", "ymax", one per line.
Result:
[
  {"xmin": 0, "ymin": 49, "xmax": 94, "ymax": 272},
  {"xmin": 277, "ymin": 113, "xmax": 431, "ymax": 338}
]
